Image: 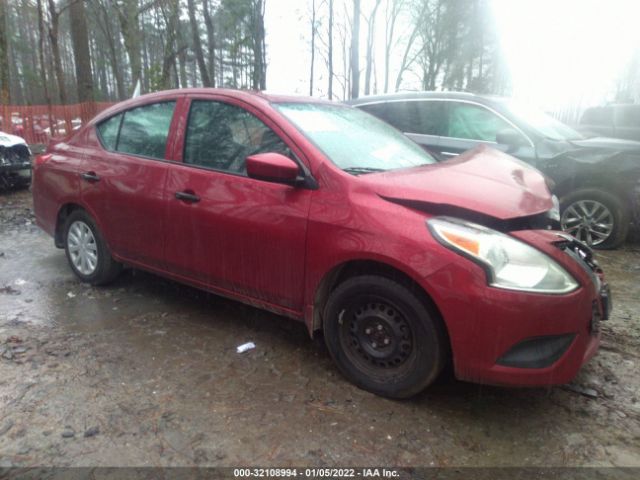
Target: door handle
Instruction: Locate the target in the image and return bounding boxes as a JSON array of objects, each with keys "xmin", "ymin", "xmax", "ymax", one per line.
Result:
[
  {"xmin": 175, "ymin": 191, "xmax": 201, "ymax": 203},
  {"xmin": 81, "ymin": 171, "xmax": 100, "ymax": 182}
]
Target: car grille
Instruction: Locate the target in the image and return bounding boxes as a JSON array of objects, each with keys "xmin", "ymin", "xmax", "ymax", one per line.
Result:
[{"xmin": 0, "ymin": 144, "xmax": 31, "ymax": 166}]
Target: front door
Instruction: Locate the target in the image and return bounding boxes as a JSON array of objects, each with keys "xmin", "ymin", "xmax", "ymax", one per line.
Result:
[
  {"xmin": 164, "ymin": 99, "xmax": 312, "ymax": 313},
  {"xmin": 437, "ymin": 101, "xmax": 537, "ymax": 163}
]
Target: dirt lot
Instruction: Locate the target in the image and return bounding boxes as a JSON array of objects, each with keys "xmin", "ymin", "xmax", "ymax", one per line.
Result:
[{"xmin": 0, "ymin": 188, "xmax": 639, "ymax": 468}]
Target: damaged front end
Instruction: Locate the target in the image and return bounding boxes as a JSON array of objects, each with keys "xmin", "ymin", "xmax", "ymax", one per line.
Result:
[{"xmin": 0, "ymin": 134, "xmax": 32, "ymax": 189}]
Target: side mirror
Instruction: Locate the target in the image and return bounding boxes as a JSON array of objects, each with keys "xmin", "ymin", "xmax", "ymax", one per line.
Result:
[
  {"xmin": 246, "ymin": 152, "xmax": 300, "ymax": 185},
  {"xmin": 496, "ymin": 128, "xmax": 527, "ymax": 148}
]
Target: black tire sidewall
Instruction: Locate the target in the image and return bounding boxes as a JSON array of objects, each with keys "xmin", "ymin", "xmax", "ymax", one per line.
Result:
[
  {"xmin": 560, "ymin": 188, "xmax": 629, "ymax": 249},
  {"xmin": 324, "ymin": 276, "xmax": 446, "ymax": 399},
  {"xmin": 63, "ymin": 210, "xmax": 116, "ymax": 285}
]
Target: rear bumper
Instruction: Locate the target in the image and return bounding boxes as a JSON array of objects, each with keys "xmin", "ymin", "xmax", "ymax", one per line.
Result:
[{"xmin": 424, "ymin": 230, "xmax": 607, "ymax": 387}]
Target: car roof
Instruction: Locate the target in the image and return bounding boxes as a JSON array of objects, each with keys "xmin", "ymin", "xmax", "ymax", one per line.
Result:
[
  {"xmin": 347, "ymin": 91, "xmax": 509, "ymax": 107},
  {"xmin": 92, "ymin": 88, "xmax": 339, "ymax": 125}
]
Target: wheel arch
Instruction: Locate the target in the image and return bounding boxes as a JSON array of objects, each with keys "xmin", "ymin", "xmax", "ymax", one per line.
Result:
[
  {"xmin": 54, "ymin": 203, "xmax": 84, "ymax": 248},
  {"xmin": 309, "ymin": 259, "xmax": 452, "ymax": 357}
]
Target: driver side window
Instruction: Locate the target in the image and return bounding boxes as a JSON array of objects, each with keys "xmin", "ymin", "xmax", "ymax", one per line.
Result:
[
  {"xmin": 447, "ymin": 102, "xmax": 521, "ymax": 143},
  {"xmin": 184, "ymin": 100, "xmax": 291, "ymax": 175}
]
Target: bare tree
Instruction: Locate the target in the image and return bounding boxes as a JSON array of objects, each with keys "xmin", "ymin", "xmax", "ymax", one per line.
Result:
[
  {"xmin": 0, "ymin": 0, "xmax": 10, "ymax": 107},
  {"xmin": 251, "ymin": 0, "xmax": 266, "ymax": 90},
  {"xmin": 327, "ymin": 0, "xmax": 333, "ymax": 99},
  {"xmin": 349, "ymin": 0, "xmax": 360, "ymax": 99},
  {"xmin": 202, "ymin": 0, "xmax": 216, "ymax": 86},
  {"xmin": 364, "ymin": 0, "xmax": 382, "ymax": 95},
  {"xmin": 383, "ymin": 0, "xmax": 403, "ymax": 93},
  {"xmin": 187, "ymin": 0, "xmax": 211, "ymax": 87},
  {"xmin": 70, "ymin": 0, "xmax": 94, "ymax": 103},
  {"xmin": 309, "ymin": 0, "xmax": 317, "ymax": 95}
]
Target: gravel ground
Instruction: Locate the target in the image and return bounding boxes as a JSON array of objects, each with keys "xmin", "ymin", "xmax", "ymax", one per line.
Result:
[{"xmin": 0, "ymin": 188, "xmax": 639, "ymax": 468}]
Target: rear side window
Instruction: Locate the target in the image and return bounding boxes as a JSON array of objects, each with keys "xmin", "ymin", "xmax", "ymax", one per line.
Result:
[
  {"xmin": 447, "ymin": 102, "xmax": 511, "ymax": 142},
  {"xmin": 96, "ymin": 114, "xmax": 122, "ymax": 150},
  {"xmin": 116, "ymin": 102, "xmax": 176, "ymax": 159}
]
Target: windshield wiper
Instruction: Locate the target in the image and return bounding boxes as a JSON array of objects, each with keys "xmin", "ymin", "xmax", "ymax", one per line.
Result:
[{"xmin": 343, "ymin": 166, "xmax": 386, "ymax": 175}]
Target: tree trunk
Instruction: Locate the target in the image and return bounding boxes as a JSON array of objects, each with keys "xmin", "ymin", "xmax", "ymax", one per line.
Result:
[
  {"xmin": 251, "ymin": 0, "xmax": 266, "ymax": 90},
  {"xmin": 46, "ymin": 0, "xmax": 67, "ymax": 104},
  {"xmin": 349, "ymin": 0, "xmax": 360, "ymax": 99},
  {"xmin": 0, "ymin": 0, "xmax": 10, "ymax": 107},
  {"xmin": 383, "ymin": 0, "xmax": 400, "ymax": 93},
  {"xmin": 309, "ymin": 0, "xmax": 316, "ymax": 95},
  {"xmin": 36, "ymin": 0, "xmax": 54, "ymax": 131},
  {"xmin": 70, "ymin": 0, "xmax": 94, "ymax": 104},
  {"xmin": 364, "ymin": 0, "xmax": 382, "ymax": 96},
  {"xmin": 187, "ymin": 0, "xmax": 211, "ymax": 87},
  {"xmin": 116, "ymin": 0, "xmax": 143, "ymax": 95},
  {"xmin": 328, "ymin": 0, "xmax": 333, "ymax": 99},
  {"xmin": 202, "ymin": 0, "xmax": 216, "ymax": 86}
]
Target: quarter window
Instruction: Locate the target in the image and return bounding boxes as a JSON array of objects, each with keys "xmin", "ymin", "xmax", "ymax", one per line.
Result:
[
  {"xmin": 184, "ymin": 100, "xmax": 291, "ymax": 175},
  {"xmin": 96, "ymin": 113, "xmax": 122, "ymax": 151},
  {"xmin": 116, "ymin": 102, "xmax": 176, "ymax": 159},
  {"xmin": 447, "ymin": 103, "xmax": 513, "ymax": 142}
]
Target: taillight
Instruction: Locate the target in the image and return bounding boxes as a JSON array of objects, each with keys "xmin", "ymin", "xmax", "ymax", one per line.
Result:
[{"xmin": 34, "ymin": 153, "xmax": 52, "ymax": 168}]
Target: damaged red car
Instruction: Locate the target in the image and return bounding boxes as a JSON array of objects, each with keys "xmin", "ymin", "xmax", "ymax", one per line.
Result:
[{"xmin": 32, "ymin": 89, "xmax": 611, "ymax": 398}]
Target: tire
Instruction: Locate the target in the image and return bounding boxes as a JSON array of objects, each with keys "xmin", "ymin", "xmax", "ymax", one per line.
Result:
[
  {"xmin": 560, "ymin": 188, "xmax": 629, "ymax": 250},
  {"xmin": 63, "ymin": 210, "xmax": 122, "ymax": 285},
  {"xmin": 323, "ymin": 275, "xmax": 447, "ymax": 399}
]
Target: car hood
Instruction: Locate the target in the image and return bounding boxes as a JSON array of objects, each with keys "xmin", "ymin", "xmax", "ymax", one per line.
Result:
[
  {"xmin": 361, "ymin": 145, "xmax": 553, "ymax": 221},
  {"xmin": 569, "ymin": 136, "xmax": 640, "ymax": 152},
  {"xmin": 0, "ymin": 132, "xmax": 28, "ymax": 148}
]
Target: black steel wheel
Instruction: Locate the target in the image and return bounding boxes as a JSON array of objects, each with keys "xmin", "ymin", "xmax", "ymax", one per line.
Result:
[{"xmin": 323, "ymin": 275, "xmax": 447, "ymax": 399}]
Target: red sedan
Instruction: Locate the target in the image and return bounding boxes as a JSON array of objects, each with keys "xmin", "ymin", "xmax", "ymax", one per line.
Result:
[{"xmin": 32, "ymin": 89, "xmax": 610, "ymax": 398}]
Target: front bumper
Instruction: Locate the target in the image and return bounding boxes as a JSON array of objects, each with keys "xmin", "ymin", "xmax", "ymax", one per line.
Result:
[
  {"xmin": 632, "ymin": 181, "xmax": 640, "ymax": 226},
  {"xmin": 426, "ymin": 229, "xmax": 608, "ymax": 387},
  {"xmin": 0, "ymin": 164, "xmax": 32, "ymax": 186}
]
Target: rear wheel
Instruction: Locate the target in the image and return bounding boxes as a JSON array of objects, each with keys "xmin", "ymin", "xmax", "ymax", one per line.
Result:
[
  {"xmin": 63, "ymin": 210, "xmax": 122, "ymax": 285},
  {"xmin": 560, "ymin": 189, "xmax": 629, "ymax": 249},
  {"xmin": 323, "ymin": 275, "xmax": 447, "ymax": 399}
]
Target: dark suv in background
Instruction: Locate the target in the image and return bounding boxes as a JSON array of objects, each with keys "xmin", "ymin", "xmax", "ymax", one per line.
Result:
[
  {"xmin": 578, "ymin": 104, "xmax": 640, "ymax": 142},
  {"xmin": 350, "ymin": 92, "xmax": 640, "ymax": 249}
]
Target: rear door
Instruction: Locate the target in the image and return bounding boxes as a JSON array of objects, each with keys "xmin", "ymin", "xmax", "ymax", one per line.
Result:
[
  {"xmin": 358, "ymin": 100, "xmax": 444, "ymax": 157},
  {"xmin": 163, "ymin": 97, "xmax": 312, "ymax": 313},
  {"xmin": 81, "ymin": 100, "xmax": 178, "ymax": 267}
]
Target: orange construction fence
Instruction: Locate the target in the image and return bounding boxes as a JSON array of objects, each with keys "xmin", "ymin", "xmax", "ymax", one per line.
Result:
[{"xmin": 0, "ymin": 102, "xmax": 115, "ymax": 145}]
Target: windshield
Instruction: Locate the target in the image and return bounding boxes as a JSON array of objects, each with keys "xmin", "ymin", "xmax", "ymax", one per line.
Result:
[
  {"xmin": 275, "ymin": 103, "xmax": 436, "ymax": 174},
  {"xmin": 507, "ymin": 103, "xmax": 585, "ymax": 141}
]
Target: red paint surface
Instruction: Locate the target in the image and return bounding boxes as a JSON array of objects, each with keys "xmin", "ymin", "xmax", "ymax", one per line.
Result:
[{"xmin": 32, "ymin": 89, "xmax": 605, "ymax": 388}]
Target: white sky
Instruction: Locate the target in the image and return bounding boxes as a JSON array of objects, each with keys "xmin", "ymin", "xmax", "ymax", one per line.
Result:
[{"xmin": 264, "ymin": 0, "xmax": 640, "ymax": 109}]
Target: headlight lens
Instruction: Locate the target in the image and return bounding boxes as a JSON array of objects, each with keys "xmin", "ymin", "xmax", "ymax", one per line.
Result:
[
  {"xmin": 548, "ymin": 194, "xmax": 560, "ymax": 222},
  {"xmin": 428, "ymin": 217, "xmax": 578, "ymax": 294}
]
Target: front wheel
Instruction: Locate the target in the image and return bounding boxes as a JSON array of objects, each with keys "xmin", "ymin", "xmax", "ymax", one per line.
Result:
[
  {"xmin": 64, "ymin": 210, "xmax": 122, "ymax": 285},
  {"xmin": 560, "ymin": 189, "xmax": 629, "ymax": 249},
  {"xmin": 323, "ymin": 275, "xmax": 447, "ymax": 399}
]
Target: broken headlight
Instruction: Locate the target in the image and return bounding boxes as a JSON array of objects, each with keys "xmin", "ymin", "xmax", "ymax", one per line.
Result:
[{"xmin": 428, "ymin": 217, "xmax": 578, "ymax": 294}]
